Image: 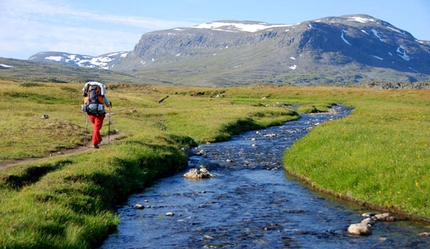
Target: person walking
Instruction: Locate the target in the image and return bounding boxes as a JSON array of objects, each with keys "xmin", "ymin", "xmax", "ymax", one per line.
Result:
[{"xmin": 81, "ymin": 81, "xmax": 112, "ymax": 148}]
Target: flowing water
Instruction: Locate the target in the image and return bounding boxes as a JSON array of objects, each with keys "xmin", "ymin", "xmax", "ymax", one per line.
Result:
[{"xmin": 101, "ymin": 106, "xmax": 430, "ymax": 248}]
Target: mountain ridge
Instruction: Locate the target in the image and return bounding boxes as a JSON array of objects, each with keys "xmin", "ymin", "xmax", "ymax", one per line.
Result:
[
  {"xmin": 28, "ymin": 14, "xmax": 430, "ymax": 86},
  {"xmin": 28, "ymin": 51, "xmax": 128, "ymax": 69}
]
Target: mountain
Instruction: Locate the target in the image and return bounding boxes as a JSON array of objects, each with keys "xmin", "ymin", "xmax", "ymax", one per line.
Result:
[
  {"xmin": 0, "ymin": 57, "xmax": 146, "ymax": 84},
  {"xmin": 28, "ymin": 51, "xmax": 129, "ymax": 69},
  {"xmin": 28, "ymin": 14, "xmax": 430, "ymax": 86}
]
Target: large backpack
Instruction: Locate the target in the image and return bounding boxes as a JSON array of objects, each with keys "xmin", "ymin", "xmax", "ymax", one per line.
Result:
[{"xmin": 81, "ymin": 81, "xmax": 106, "ymax": 115}]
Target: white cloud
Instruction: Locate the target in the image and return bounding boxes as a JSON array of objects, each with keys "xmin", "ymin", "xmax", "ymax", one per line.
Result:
[{"xmin": 0, "ymin": 0, "xmax": 195, "ymax": 59}]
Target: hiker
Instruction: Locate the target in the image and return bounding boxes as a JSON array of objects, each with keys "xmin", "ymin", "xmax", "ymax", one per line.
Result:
[{"xmin": 81, "ymin": 81, "xmax": 112, "ymax": 148}]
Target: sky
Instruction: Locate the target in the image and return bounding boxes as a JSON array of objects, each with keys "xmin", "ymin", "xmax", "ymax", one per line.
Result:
[{"xmin": 1, "ymin": 0, "xmax": 429, "ymax": 60}]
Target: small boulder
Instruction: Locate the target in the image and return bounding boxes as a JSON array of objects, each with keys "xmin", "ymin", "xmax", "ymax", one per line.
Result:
[
  {"xmin": 361, "ymin": 218, "xmax": 375, "ymax": 226},
  {"xmin": 347, "ymin": 223, "xmax": 372, "ymax": 236},
  {"xmin": 372, "ymin": 213, "xmax": 395, "ymax": 221},
  {"xmin": 183, "ymin": 166, "xmax": 215, "ymax": 179},
  {"xmin": 361, "ymin": 212, "xmax": 375, "ymax": 218}
]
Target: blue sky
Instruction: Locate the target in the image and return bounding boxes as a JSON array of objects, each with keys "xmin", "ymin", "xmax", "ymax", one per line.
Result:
[{"xmin": 1, "ymin": 0, "xmax": 429, "ymax": 60}]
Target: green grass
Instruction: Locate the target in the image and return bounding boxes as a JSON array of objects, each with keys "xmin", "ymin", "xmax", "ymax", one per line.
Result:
[
  {"xmin": 0, "ymin": 80, "xmax": 299, "ymax": 248},
  {"xmin": 283, "ymin": 87, "xmax": 430, "ymax": 220},
  {"xmin": 1, "ymin": 80, "xmax": 430, "ymax": 248}
]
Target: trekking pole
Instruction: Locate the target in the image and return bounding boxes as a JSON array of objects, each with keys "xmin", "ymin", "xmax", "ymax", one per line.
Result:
[
  {"xmin": 108, "ymin": 103, "xmax": 112, "ymax": 144},
  {"xmin": 84, "ymin": 115, "xmax": 88, "ymax": 146}
]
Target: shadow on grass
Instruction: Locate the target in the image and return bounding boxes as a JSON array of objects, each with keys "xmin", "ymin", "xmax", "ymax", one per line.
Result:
[
  {"xmin": 1, "ymin": 160, "xmax": 73, "ymax": 189},
  {"xmin": 62, "ymin": 140, "xmax": 189, "ymax": 214},
  {"xmin": 215, "ymin": 118, "xmax": 265, "ymax": 142},
  {"xmin": 123, "ymin": 139, "xmax": 189, "ymax": 178}
]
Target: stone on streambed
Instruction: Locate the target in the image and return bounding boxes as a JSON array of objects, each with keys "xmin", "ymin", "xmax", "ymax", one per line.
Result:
[
  {"xmin": 361, "ymin": 212, "xmax": 375, "ymax": 218},
  {"xmin": 134, "ymin": 203, "xmax": 144, "ymax": 209},
  {"xmin": 347, "ymin": 213, "xmax": 396, "ymax": 236},
  {"xmin": 360, "ymin": 218, "xmax": 375, "ymax": 226},
  {"xmin": 347, "ymin": 223, "xmax": 372, "ymax": 235},
  {"xmin": 372, "ymin": 213, "xmax": 396, "ymax": 221},
  {"xmin": 183, "ymin": 166, "xmax": 215, "ymax": 179}
]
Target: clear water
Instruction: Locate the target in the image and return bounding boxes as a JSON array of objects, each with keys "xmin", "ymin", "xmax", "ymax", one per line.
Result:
[{"xmin": 101, "ymin": 106, "xmax": 430, "ymax": 248}]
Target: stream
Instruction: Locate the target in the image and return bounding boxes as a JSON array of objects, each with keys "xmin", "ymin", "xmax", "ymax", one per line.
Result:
[{"xmin": 101, "ymin": 105, "xmax": 430, "ymax": 248}]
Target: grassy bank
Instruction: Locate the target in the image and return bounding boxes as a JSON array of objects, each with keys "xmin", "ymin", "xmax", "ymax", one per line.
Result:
[
  {"xmin": 1, "ymin": 80, "xmax": 429, "ymax": 247},
  {"xmin": 0, "ymin": 80, "xmax": 299, "ymax": 248},
  {"xmin": 283, "ymin": 88, "xmax": 430, "ymax": 221}
]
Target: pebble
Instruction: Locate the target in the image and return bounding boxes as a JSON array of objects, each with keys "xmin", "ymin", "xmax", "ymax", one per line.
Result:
[
  {"xmin": 419, "ymin": 232, "xmax": 430, "ymax": 236},
  {"xmin": 135, "ymin": 203, "xmax": 144, "ymax": 209}
]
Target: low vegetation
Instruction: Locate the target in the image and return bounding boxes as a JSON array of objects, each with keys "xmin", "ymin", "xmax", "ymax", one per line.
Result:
[
  {"xmin": 0, "ymin": 80, "xmax": 299, "ymax": 248},
  {"xmin": 284, "ymin": 87, "xmax": 430, "ymax": 220},
  {"xmin": 0, "ymin": 79, "xmax": 429, "ymax": 248}
]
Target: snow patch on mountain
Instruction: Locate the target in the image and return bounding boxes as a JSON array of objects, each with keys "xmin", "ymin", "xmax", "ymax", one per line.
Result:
[
  {"xmin": 194, "ymin": 21, "xmax": 293, "ymax": 33},
  {"xmin": 0, "ymin": 63, "xmax": 14, "ymax": 68},
  {"xmin": 30, "ymin": 51, "xmax": 129, "ymax": 69},
  {"xmin": 371, "ymin": 29, "xmax": 384, "ymax": 42},
  {"xmin": 341, "ymin": 30, "xmax": 352, "ymax": 45},
  {"xmin": 372, "ymin": 55, "xmax": 384, "ymax": 60},
  {"xmin": 360, "ymin": 30, "xmax": 367, "ymax": 36},
  {"xmin": 397, "ymin": 46, "xmax": 410, "ymax": 61},
  {"xmin": 347, "ymin": 16, "xmax": 376, "ymax": 23},
  {"xmin": 45, "ymin": 56, "xmax": 63, "ymax": 62},
  {"xmin": 387, "ymin": 26, "xmax": 404, "ymax": 35}
]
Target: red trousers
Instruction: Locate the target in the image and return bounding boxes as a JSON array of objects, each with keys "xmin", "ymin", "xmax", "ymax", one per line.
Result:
[{"xmin": 88, "ymin": 114, "xmax": 105, "ymax": 146}]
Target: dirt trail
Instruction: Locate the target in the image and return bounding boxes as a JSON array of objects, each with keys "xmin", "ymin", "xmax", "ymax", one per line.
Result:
[{"xmin": 0, "ymin": 132, "xmax": 124, "ymax": 171}]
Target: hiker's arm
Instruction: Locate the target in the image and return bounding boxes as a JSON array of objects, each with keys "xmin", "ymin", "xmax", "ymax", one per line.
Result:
[{"xmin": 104, "ymin": 96, "xmax": 112, "ymax": 108}]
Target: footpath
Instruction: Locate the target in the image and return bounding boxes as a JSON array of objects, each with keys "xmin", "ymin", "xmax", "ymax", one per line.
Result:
[{"xmin": 0, "ymin": 132, "xmax": 123, "ymax": 170}]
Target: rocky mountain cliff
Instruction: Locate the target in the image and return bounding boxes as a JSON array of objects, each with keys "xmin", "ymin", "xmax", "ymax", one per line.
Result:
[{"xmin": 29, "ymin": 14, "xmax": 430, "ymax": 86}]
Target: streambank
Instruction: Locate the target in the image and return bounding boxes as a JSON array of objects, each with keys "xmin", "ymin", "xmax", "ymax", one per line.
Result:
[
  {"xmin": 102, "ymin": 105, "xmax": 430, "ymax": 248},
  {"xmin": 286, "ymin": 170, "xmax": 430, "ymax": 224}
]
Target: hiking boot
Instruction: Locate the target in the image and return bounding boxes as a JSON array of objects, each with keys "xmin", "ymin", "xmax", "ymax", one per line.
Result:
[{"xmin": 92, "ymin": 144, "xmax": 99, "ymax": 149}]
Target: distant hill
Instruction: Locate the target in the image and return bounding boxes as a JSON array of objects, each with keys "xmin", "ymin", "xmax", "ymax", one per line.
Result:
[
  {"xmin": 0, "ymin": 57, "xmax": 153, "ymax": 85},
  {"xmin": 25, "ymin": 14, "xmax": 430, "ymax": 86},
  {"xmin": 28, "ymin": 51, "xmax": 129, "ymax": 69}
]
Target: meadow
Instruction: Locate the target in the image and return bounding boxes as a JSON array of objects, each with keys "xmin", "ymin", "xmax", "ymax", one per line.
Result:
[
  {"xmin": 283, "ymin": 86, "xmax": 430, "ymax": 220},
  {"xmin": 0, "ymin": 79, "xmax": 429, "ymax": 248}
]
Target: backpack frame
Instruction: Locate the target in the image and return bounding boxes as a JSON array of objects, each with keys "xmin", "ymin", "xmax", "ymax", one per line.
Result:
[{"xmin": 81, "ymin": 82, "xmax": 106, "ymax": 115}]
